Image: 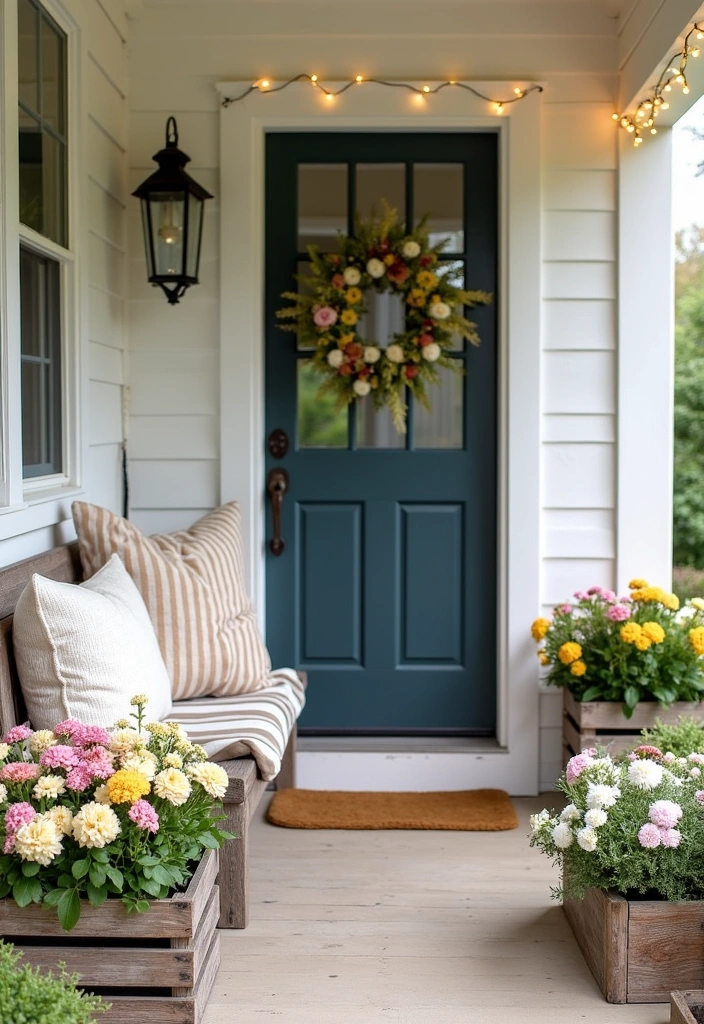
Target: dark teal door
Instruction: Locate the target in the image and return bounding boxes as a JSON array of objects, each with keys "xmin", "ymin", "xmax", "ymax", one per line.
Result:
[{"xmin": 265, "ymin": 133, "xmax": 497, "ymax": 735}]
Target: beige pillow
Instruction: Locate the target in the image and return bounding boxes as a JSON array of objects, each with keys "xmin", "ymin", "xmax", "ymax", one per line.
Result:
[
  {"xmin": 72, "ymin": 501, "xmax": 272, "ymax": 701},
  {"xmin": 13, "ymin": 554, "xmax": 173, "ymax": 730}
]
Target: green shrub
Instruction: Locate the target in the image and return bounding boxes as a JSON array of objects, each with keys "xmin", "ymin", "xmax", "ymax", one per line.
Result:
[
  {"xmin": 640, "ymin": 716, "xmax": 704, "ymax": 757},
  {"xmin": 0, "ymin": 940, "xmax": 107, "ymax": 1024},
  {"xmin": 673, "ymin": 565, "xmax": 704, "ymax": 603}
]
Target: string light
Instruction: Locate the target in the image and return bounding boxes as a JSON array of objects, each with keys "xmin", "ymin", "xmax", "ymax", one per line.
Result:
[
  {"xmin": 221, "ymin": 75, "xmax": 543, "ymax": 113},
  {"xmin": 613, "ymin": 22, "xmax": 702, "ymax": 146}
]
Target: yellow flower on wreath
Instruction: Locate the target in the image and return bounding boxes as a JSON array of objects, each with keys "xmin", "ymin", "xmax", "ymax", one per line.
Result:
[
  {"xmin": 345, "ymin": 287, "xmax": 362, "ymax": 305},
  {"xmin": 558, "ymin": 641, "xmax": 582, "ymax": 665},
  {"xmin": 570, "ymin": 660, "xmax": 587, "ymax": 677},
  {"xmin": 641, "ymin": 621, "xmax": 665, "ymax": 644},
  {"xmin": 620, "ymin": 621, "xmax": 642, "ymax": 644},
  {"xmin": 416, "ymin": 270, "xmax": 438, "ymax": 290},
  {"xmin": 531, "ymin": 617, "xmax": 550, "ymax": 642},
  {"xmin": 106, "ymin": 768, "xmax": 151, "ymax": 804},
  {"xmin": 690, "ymin": 626, "xmax": 704, "ymax": 656},
  {"xmin": 383, "ymin": 253, "xmax": 396, "ymax": 266},
  {"xmin": 407, "ymin": 288, "xmax": 427, "ymax": 308},
  {"xmin": 340, "ymin": 309, "xmax": 358, "ymax": 326}
]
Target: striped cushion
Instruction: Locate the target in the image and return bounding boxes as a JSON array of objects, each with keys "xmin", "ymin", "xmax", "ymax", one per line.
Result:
[
  {"xmin": 169, "ymin": 670, "xmax": 306, "ymax": 781},
  {"xmin": 71, "ymin": 502, "xmax": 272, "ymax": 701}
]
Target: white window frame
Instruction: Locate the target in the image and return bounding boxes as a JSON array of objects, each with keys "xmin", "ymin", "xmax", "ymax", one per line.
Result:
[{"xmin": 0, "ymin": 0, "xmax": 82, "ymax": 533}]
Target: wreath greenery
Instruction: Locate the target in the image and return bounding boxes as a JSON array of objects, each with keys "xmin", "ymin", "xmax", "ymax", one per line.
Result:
[{"xmin": 277, "ymin": 205, "xmax": 492, "ymax": 432}]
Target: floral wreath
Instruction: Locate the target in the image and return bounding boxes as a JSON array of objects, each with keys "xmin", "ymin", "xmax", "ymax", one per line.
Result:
[{"xmin": 277, "ymin": 206, "xmax": 492, "ymax": 432}]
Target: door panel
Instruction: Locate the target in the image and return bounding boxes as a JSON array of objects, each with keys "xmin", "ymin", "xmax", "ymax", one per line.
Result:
[{"xmin": 264, "ymin": 132, "xmax": 498, "ymax": 735}]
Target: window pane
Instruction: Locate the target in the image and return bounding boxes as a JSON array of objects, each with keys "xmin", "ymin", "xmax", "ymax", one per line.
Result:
[
  {"xmin": 41, "ymin": 13, "xmax": 65, "ymax": 133},
  {"xmin": 357, "ymin": 403, "xmax": 405, "ymax": 449},
  {"xmin": 356, "ymin": 164, "xmax": 405, "ymax": 224},
  {"xmin": 298, "ymin": 360, "xmax": 348, "ymax": 448},
  {"xmin": 356, "ymin": 289, "xmax": 406, "ymax": 348},
  {"xmin": 39, "ymin": 130, "xmax": 67, "ymax": 245},
  {"xmin": 22, "ymin": 360, "xmax": 44, "ymax": 469},
  {"xmin": 414, "ymin": 365, "xmax": 463, "ymax": 449},
  {"xmin": 20, "ymin": 248, "xmax": 62, "ymax": 477},
  {"xmin": 414, "ymin": 164, "xmax": 464, "ymax": 253},
  {"xmin": 17, "ymin": 0, "xmax": 38, "ymax": 112},
  {"xmin": 298, "ymin": 164, "xmax": 347, "ymax": 252},
  {"xmin": 18, "ymin": 117, "xmax": 42, "ymax": 234}
]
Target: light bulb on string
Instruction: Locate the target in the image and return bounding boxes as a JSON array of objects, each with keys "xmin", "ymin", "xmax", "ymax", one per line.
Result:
[
  {"xmin": 684, "ymin": 85, "xmax": 691, "ymax": 94},
  {"xmin": 514, "ymin": 87, "xmax": 523, "ymax": 96},
  {"xmin": 495, "ymin": 102, "xmax": 504, "ymax": 114},
  {"xmin": 325, "ymin": 92, "xmax": 334, "ymax": 103},
  {"xmin": 422, "ymin": 85, "xmax": 430, "ymax": 93},
  {"xmin": 259, "ymin": 79, "xmax": 270, "ymax": 90},
  {"xmin": 355, "ymin": 75, "xmax": 363, "ymax": 83},
  {"xmin": 612, "ymin": 112, "xmax": 620, "ymax": 120}
]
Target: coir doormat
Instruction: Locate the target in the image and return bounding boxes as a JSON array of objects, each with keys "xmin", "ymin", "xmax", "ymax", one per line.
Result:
[{"xmin": 267, "ymin": 788, "xmax": 518, "ymax": 830}]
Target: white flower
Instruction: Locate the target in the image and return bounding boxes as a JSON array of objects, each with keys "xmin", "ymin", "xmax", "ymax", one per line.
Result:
[
  {"xmin": 353, "ymin": 380, "xmax": 371, "ymax": 397},
  {"xmin": 0, "ymin": 744, "xmax": 9, "ymax": 761},
  {"xmin": 364, "ymin": 346, "xmax": 380, "ymax": 363},
  {"xmin": 121, "ymin": 751, "xmax": 158, "ymax": 781},
  {"xmin": 691, "ymin": 767, "xmax": 701, "ymax": 778},
  {"xmin": 343, "ymin": 266, "xmax": 361, "ymax": 286},
  {"xmin": 386, "ymin": 344, "xmax": 405, "ymax": 363},
  {"xmin": 529, "ymin": 809, "xmax": 550, "ymax": 832},
  {"xmin": 110, "ymin": 728, "xmax": 141, "ymax": 755},
  {"xmin": 72, "ymin": 802, "xmax": 121, "ymax": 849},
  {"xmin": 366, "ymin": 258, "xmax": 386, "ymax": 279},
  {"xmin": 153, "ymin": 767, "xmax": 192, "ymax": 806},
  {"xmin": 29, "ymin": 730, "xmax": 57, "ymax": 757},
  {"xmin": 93, "ymin": 784, "xmax": 111, "ymax": 805},
  {"xmin": 14, "ymin": 817, "xmax": 62, "ymax": 866},
  {"xmin": 559, "ymin": 803, "xmax": 581, "ymax": 822},
  {"xmin": 402, "ymin": 240, "xmax": 421, "ymax": 259},
  {"xmin": 586, "ymin": 783, "xmax": 620, "ymax": 809},
  {"xmin": 422, "ymin": 343, "xmax": 441, "ymax": 362},
  {"xmin": 551, "ymin": 822, "xmax": 574, "ymax": 849},
  {"xmin": 32, "ymin": 775, "xmax": 66, "ymax": 802},
  {"xmin": 0, "ymin": 784, "xmax": 6, "ymax": 805},
  {"xmin": 628, "ymin": 759, "xmax": 664, "ymax": 790},
  {"xmin": 576, "ymin": 826, "xmax": 599, "ymax": 852},
  {"xmin": 429, "ymin": 301, "xmax": 451, "ymax": 320},
  {"xmin": 187, "ymin": 761, "xmax": 229, "ymax": 800},
  {"xmin": 41, "ymin": 805, "xmax": 73, "ymax": 836},
  {"xmin": 584, "ymin": 808, "xmax": 608, "ymax": 828},
  {"xmin": 327, "ymin": 349, "xmax": 344, "ymax": 368},
  {"xmin": 663, "ymin": 752, "xmax": 676, "ymax": 764}
]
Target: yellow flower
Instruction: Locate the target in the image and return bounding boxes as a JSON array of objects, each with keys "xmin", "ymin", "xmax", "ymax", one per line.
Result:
[
  {"xmin": 692, "ymin": 598, "xmax": 704, "ymax": 611},
  {"xmin": 345, "ymin": 287, "xmax": 362, "ymax": 304},
  {"xmin": 191, "ymin": 744, "xmax": 209, "ymax": 762},
  {"xmin": 570, "ymin": 660, "xmax": 587, "ymax": 677},
  {"xmin": 531, "ymin": 617, "xmax": 550, "ymax": 642},
  {"xmin": 340, "ymin": 309, "xmax": 358, "ymax": 326},
  {"xmin": 430, "ymin": 293, "xmax": 442, "ymax": 304},
  {"xmin": 32, "ymin": 775, "xmax": 65, "ymax": 802},
  {"xmin": 153, "ymin": 768, "xmax": 192, "ymax": 806},
  {"xmin": 416, "ymin": 270, "xmax": 438, "ymax": 290},
  {"xmin": 407, "ymin": 288, "xmax": 427, "ymax": 308},
  {"xmin": 383, "ymin": 253, "xmax": 396, "ymax": 266},
  {"xmin": 634, "ymin": 635, "xmax": 652, "ymax": 651},
  {"xmin": 690, "ymin": 626, "xmax": 704, "ymax": 656},
  {"xmin": 538, "ymin": 652, "xmax": 550, "ymax": 666},
  {"xmin": 29, "ymin": 730, "xmax": 57, "ymax": 757},
  {"xmin": 164, "ymin": 753, "xmax": 184, "ymax": 769},
  {"xmin": 641, "ymin": 621, "xmax": 665, "ymax": 644},
  {"xmin": 145, "ymin": 722, "xmax": 170, "ymax": 738},
  {"xmin": 620, "ymin": 622, "xmax": 642, "ymax": 644},
  {"xmin": 629, "ymin": 578, "xmax": 649, "ymax": 590},
  {"xmin": 630, "ymin": 585, "xmax": 678, "ymax": 609},
  {"xmin": 72, "ymin": 802, "xmax": 121, "ymax": 849},
  {"xmin": 187, "ymin": 762, "xmax": 229, "ymax": 799},
  {"xmin": 106, "ymin": 768, "xmax": 151, "ymax": 804},
  {"xmin": 41, "ymin": 805, "xmax": 73, "ymax": 836},
  {"xmin": 665, "ymin": 593, "xmax": 680, "ymax": 611},
  {"xmin": 130, "ymin": 694, "xmax": 149, "ymax": 707},
  {"xmin": 14, "ymin": 817, "xmax": 62, "ymax": 866},
  {"xmin": 113, "ymin": 718, "xmax": 131, "ymax": 729},
  {"xmin": 558, "ymin": 642, "xmax": 582, "ymax": 665}
]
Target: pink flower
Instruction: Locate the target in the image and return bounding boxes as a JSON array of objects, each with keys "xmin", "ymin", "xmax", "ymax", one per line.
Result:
[
  {"xmin": 53, "ymin": 719, "xmax": 82, "ymax": 739},
  {"xmin": 663, "ymin": 752, "xmax": 677, "ymax": 764},
  {"xmin": 313, "ymin": 306, "xmax": 338, "ymax": 329},
  {"xmin": 660, "ymin": 828, "xmax": 682, "ymax": 848},
  {"xmin": 587, "ymin": 586, "xmax": 603, "ymax": 596},
  {"xmin": 574, "ymin": 591, "xmax": 589, "ymax": 601},
  {"xmin": 128, "ymin": 799, "xmax": 160, "ymax": 833},
  {"xmin": 638, "ymin": 822, "xmax": 662, "ymax": 848},
  {"xmin": 566, "ymin": 752, "xmax": 595, "ymax": 784},
  {"xmin": 82, "ymin": 748, "xmax": 114, "ymax": 780},
  {"xmin": 607, "ymin": 604, "xmax": 631, "ymax": 622},
  {"xmin": 3, "ymin": 835, "xmax": 15, "ymax": 854},
  {"xmin": 65, "ymin": 765, "xmax": 92, "ymax": 791},
  {"xmin": 696, "ymin": 790, "xmax": 704, "ymax": 805},
  {"xmin": 649, "ymin": 800, "xmax": 682, "ymax": 829},
  {"xmin": 40, "ymin": 745, "xmax": 80, "ymax": 770},
  {"xmin": 0, "ymin": 762, "xmax": 39, "ymax": 783},
  {"xmin": 4, "ymin": 725, "xmax": 33, "ymax": 744},
  {"xmin": 689, "ymin": 754, "xmax": 704, "ymax": 765},
  {"xmin": 73, "ymin": 725, "xmax": 111, "ymax": 748},
  {"xmin": 5, "ymin": 801, "xmax": 36, "ymax": 832},
  {"xmin": 633, "ymin": 745, "xmax": 663, "ymax": 760},
  {"xmin": 559, "ymin": 604, "xmax": 571, "ymax": 614},
  {"xmin": 602, "ymin": 590, "xmax": 617, "ymax": 603}
]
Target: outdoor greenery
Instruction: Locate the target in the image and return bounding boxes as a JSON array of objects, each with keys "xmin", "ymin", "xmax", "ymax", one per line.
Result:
[
  {"xmin": 0, "ymin": 940, "xmax": 107, "ymax": 1024},
  {"xmin": 640, "ymin": 716, "xmax": 704, "ymax": 757}
]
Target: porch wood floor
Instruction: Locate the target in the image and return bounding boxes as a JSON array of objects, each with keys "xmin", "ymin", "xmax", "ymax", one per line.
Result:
[{"xmin": 204, "ymin": 796, "xmax": 665, "ymax": 1023}]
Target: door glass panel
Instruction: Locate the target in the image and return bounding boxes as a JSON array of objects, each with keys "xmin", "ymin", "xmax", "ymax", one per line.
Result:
[
  {"xmin": 356, "ymin": 164, "xmax": 405, "ymax": 223},
  {"xmin": 414, "ymin": 364, "xmax": 463, "ymax": 449},
  {"xmin": 357, "ymin": 289, "xmax": 405, "ymax": 347},
  {"xmin": 295, "ymin": 260, "xmax": 315, "ymax": 349},
  {"xmin": 298, "ymin": 360, "xmax": 348, "ymax": 448},
  {"xmin": 438, "ymin": 260, "xmax": 465, "ymax": 350},
  {"xmin": 357, "ymin": 402, "xmax": 405, "ymax": 449},
  {"xmin": 298, "ymin": 164, "xmax": 347, "ymax": 252},
  {"xmin": 414, "ymin": 164, "xmax": 464, "ymax": 253}
]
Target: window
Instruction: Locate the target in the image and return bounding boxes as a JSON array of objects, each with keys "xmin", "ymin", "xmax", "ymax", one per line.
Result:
[{"xmin": 17, "ymin": 0, "xmax": 68, "ymax": 480}]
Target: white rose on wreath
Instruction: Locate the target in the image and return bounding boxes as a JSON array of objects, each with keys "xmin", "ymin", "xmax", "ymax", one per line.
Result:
[
  {"xmin": 353, "ymin": 379, "xmax": 371, "ymax": 397},
  {"xmin": 386, "ymin": 344, "xmax": 405, "ymax": 363},
  {"xmin": 366, "ymin": 258, "xmax": 386, "ymax": 279},
  {"xmin": 402, "ymin": 240, "xmax": 421, "ymax": 259},
  {"xmin": 364, "ymin": 346, "xmax": 381, "ymax": 363},
  {"xmin": 429, "ymin": 300, "xmax": 451, "ymax": 320},
  {"xmin": 327, "ymin": 349, "xmax": 344, "ymax": 368},
  {"xmin": 343, "ymin": 266, "xmax": 362, "ymax": 286},
  {"xmin": 422, "ymin": 343, "xmax": 441, "ymax": 362}
]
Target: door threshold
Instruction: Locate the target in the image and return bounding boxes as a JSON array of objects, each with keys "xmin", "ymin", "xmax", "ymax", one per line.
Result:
[{"xmin": 297, "ymin": 735, "xmax": 503, "ymax": 754}]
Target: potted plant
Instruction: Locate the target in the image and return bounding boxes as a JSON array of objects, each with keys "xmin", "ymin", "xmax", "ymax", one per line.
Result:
[
  {"xmin": 0, "ymin": 939, "xmax": 107, "ymax": 1023},
  {"xmin": 530, "ymin": 744, "xmax": 704, "ymax": 1002},
  {"xmin": 531, "ymin": 579, "xmax": 704, "ymax": 757}
]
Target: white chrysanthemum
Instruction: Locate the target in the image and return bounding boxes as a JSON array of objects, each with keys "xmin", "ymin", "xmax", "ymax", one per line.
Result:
[
  {"xmin": 560, "ymin": 803, "xmax": 581, "ymax": 822},
  {"xmin": 691, "ymin": 767, "xmax": 701, "ymax": 778},
  {"xmin": 364, "ymin": 346, "xmax": 380, "ymax": 363},
  {"xmin": 32, "ymin": 774, "xmax": 66, "ymax": 801},
  {"xmin": 0, "ymin": 783, "xmax": 7, "ymax": 805},
  {"xmin": 429, "ymin": 301, "xmax": 450, "ymax": 320},
  {"xmin": 529, "ymin": 809, "xmax": 551, "ymax": 832},
  {"xmin": 163, "ymin": 753, "xmax": 183, "ymax": 770},
  {"xmin": 72, "ymin": 802, "xmax": 121, "ymax": 848},
  {"xmin": 551, "ymin": 822, "xmax": 574, "ymax": 849},
  {"xmin": 110, "ymin": 728, "xmax": 141, "ymax": 756},
  {"xmin": 353, "ymin": 380, "xmax": 371, "ymax": 397},
  {"xmin": 93, "ymin": 784, "xmax": 111, "ymax": 805},
  {"xmin": 187, "ymin": 761, "xmax": 228, "ymax": 800},
  {"xmin": 153, "ymin": 768, "xmax": 192, "ymax": 806},
  {"xmin": 327, "ymin": 349, "xmax": 344, "ymax": 368},
  {"xmin": 584, "ymin": 808, "xmax": 608, "ymax": 828},
  {"xmin": 29, "ymin": 730, "xmax": 58, "ymax": 756},
  {"xmin": 366, "ymin": 258, "xmax": 386, "ymax": 279},
  {"xmin": 14, "ymin": 817, "xmax": 62, "ymax": 866},
  {"xmin": 121, "ymin": 751, "xmax": 158, "ymax": 781},
  {"xmin": 422, "ymin": 343, "xmax": 441, "ymax": 362},
  {"xmin": 628, "ymin": 759, "xmax": 664, "ymax": 791},
  {"xmin": 41, "ymin": 805, "xmax": 73, "ymax": 836},
  {"xmin": 385, "ymin": 344, "xmax": 405, "ymax": 364},
  {"xmin": 343, "ymin": 266, "xmax": 361, "ymax": 286},
  {"xmin": 402, "ymin": 240, "xmax": 421, "ymax": 259},
  {"xmin": 576, "ymin": 826, "xmax": 599, "ymax": 852},
  {"xmin": 0, "ymin": 743, "xmax": 10, "ymax": 761},
  {"xmin": 586, "ymin": 783, "xmax": 620, "ymax": 809}
]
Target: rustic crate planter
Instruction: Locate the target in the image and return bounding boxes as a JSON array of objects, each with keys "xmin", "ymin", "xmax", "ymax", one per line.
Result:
[
  {"xmin": 0, "ymin": 849, "xmax": 220, "ymax": 1024},
  {"xmin": 564, "ymin": 885, "xmax": 704, "ymax": 1003},
  {"xmin": 671, "ymin": 991, "xmax": 704, "ymax": 1023},
  {"xmin": 563, "ymin": 690, "xmax": 704, "ymax": 764}
]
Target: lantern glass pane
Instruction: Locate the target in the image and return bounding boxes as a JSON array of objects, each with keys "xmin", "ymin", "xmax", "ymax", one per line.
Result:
[
  {"xmin": 186, "ymin": 193, "xmax": 204, "ymax": 279},
  {"xmin": 149, "ymin": 190, "xmax": 186, "ymax": 279},
  {"xmin": 140, "ymin": 200, "xmax": 154, "ymax": 278}
]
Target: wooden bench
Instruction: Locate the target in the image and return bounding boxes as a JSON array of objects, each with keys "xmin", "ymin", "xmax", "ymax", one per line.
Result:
[{"xmin": 0, "ymin": 542, "xmax": 299, "ymax": 929}]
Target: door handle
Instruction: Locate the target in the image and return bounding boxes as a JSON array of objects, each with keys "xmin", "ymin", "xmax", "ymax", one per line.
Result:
[{"xmin": 267, "ymin": 467, "xmax": 289, "ymax": 556}]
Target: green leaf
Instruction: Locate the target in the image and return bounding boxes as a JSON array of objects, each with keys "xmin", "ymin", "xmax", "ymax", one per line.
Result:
[
  {"xmin": 57, "ymin": 888, "xmax": 81, "ymax": 931},
  {"xmin": 580, "ymin": 686, "xmax": 603, "ymax": 703},
  {"xmin": 58, "ymin": 873, "xmax": 74, "ymax": 888},
  {"xmin": 137, "ymin": 855, "xmax": 161, "ymax": 866},
  {"xmin": 21, "ymin": 861, "xmax": 40, "ymax": 877},
  {"xmin": 72, "ymin": 858, "xmax": 90, "ymax": 880},
  {"xmin": 86, "ymin": 882, "xmax": 108, "ymax": 906},
  {"xmin": 150, "ymin": 865, "xmax": 174, "ymax": 888},
  {"xmin": 624, "ymin": 685, "xmax": 641, "ymax": 709},
  {"xmin": 197, "ymin": 831, "xmax": 221, "ymax": 850},
  {"xmin": 0, "ymin": 880, "xmax": 11, "ymax": 899},
  {"xmin": 42, "ymin": 888, "xmax": 65, "ymax": 907},
  {"xmin": 89, "ymin": 864, "xmax": 106, "ymax": 888},
  {"xmin": 136, "ymin": 899, "xmax": 150, "ymax": 912},
  {"xmin": 13, "ymin": 876, "xmax": 42, "ymax": 907},
  {"xmin": 105, "ymin": 865, "xmax": 123, "ymax": 890},
  {"xmin": 141, "ymin": 877, "xmax": 164, "ymax": 898},
  {"xmin": 91, "ymin": 849, "xmax": 109, "ymax": 863}
]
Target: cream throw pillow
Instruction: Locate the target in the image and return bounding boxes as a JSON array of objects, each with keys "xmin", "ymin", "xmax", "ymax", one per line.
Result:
[
  {"xmin": 71, "ymin": 502, "xmax": 272, "ymax": 700},
  {"xmin": 13, "ymin": 554, "xmax": 172, "ymax": 730}
]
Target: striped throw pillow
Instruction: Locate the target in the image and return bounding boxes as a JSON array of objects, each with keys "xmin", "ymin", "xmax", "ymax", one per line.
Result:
[{"xmin": 71, "ymin": 502, "xmax": 272, "ymax": 701}]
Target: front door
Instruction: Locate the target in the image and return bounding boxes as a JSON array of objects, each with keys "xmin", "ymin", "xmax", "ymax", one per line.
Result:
[{"xmin": 264, "ymin": 132, "xmax": 497, "ymax": 735}]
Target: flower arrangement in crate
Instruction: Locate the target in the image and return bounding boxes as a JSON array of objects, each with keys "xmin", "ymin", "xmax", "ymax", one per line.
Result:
[
  {"xmin": 531, "ymin": 579, "xmax": 704, "ymax": 717},
  {"xmin": 530, "ymin": 745, "xmax": 704, "ymax": 901},
  {"xmin": 0, "ymin": 696, "xmax": 233, "ymax": 930}
]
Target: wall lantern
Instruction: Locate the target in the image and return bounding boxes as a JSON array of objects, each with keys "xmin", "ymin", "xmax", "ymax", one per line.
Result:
[{"xmin": 132, "ymin": 116, "xmax": 213, "ymax": 305}]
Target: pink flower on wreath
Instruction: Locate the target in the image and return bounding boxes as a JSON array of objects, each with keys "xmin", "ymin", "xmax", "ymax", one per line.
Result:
[
  {"xmin": 660, "ymin": 828, "xmax": 682, "ymax": 848},
  {"xmin": 0, "ymin": 762, "xmax": 39, "ymax": 783},
  {"xmin": 128, "ymin": 799, "xmax": 159, "ymax": 833},
  {"xmin": 40, "ymin": 745, "xmax": 80, "ymax": 770},
  {"xmin": 5, "ymin": 801, "xmax": 36, "ymax": 832},
  {"xmin": 4, "ymin": 725, "xmax": 33, "ymax": 744},
  {"xmin": 65, "ymin": 765, "xmax": 93, "ymax": 792},
  {"xmin": 638, "ymin": 822, "xmax": 662, "ymax": 848},
  {"xmin": 566, "ymin": 752, "xmax": 595, "ymax": 784},
  {"xmin": 607, "ymin": 604, "xmax": 631, "ymax": 622},
  {"xmin": 649, "ymin": 800, "xmax": 682, "ymax": 829},
  {"xmin": 313, "ymin": 306, "xmax": 338, "ymax": 329}
]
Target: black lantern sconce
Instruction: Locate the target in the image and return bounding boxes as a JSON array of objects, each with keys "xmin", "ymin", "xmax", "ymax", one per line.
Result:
[{"xmin": 132, "ymin": 117, "xmax": 213, "ymax": 305}]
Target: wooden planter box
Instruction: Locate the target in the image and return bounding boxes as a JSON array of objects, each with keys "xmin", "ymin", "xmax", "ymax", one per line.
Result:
[
  {"xmin": 564, "ymin": 885, "xmax": 704, "ymax": 1003},
  {"xmin": 671, "ymin": 991, "xmax": 704, "ymax": 1023},
  {"xmin": 563, "ymin": 690, "xmax": 704, "ymax": 764},
  {"xmin": 0, "ymin": 849, "xmax": 220, "ymax": 1024}
]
